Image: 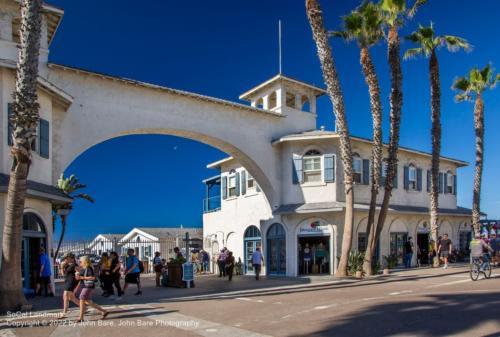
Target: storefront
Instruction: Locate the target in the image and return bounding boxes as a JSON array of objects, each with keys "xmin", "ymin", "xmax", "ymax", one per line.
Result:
[
  {"xmin": 243, "ymin": 225, "xmax": 261, "ymax": 275},
  {"xmin": 267, "ymin": 223, "xmax": 286, "ymax": 275},
  {"xmin": 297, "ymin": 220, "xmax": 331, "ymax": 275}
]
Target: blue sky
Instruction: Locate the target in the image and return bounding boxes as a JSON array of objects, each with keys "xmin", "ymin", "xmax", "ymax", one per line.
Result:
[{"xmin": 48, "ymin": 0, "xmax": 500, "ymax": 240}]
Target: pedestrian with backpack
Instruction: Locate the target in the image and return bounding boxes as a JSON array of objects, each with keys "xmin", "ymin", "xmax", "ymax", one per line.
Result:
[
  {"xmin": 75, "ymin": 256, "xmax": 109, "ymax": 322},
  {"xmin": 123, "ymin": 249, "xmax": 142, "ymax": 296}
]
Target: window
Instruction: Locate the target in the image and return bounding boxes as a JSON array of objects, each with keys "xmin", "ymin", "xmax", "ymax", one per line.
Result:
[
  {"xmin": 228, "ymin": 174, "xmax": 237, "ymax": 197},
  {"xmin": 447, "ymin": 171, "xmax": 454, "ymax": 194},
  {"xmin": 353, "ymin": 155, "xmax": 362, "ymax": 183},
  {"xmin": 358, "ymin": 233, "xmax": 367, "ymax": 253},
  {"xmin": 408, "ymin": 165, "xmax": 417, "ymax": 190},
  {"xmin": 247, "ymin": 173, "xmax": 255, "ymax": 190},
  {"xmin": 303, "ymin": 150, "xmax": 322, "ymax": 183}
]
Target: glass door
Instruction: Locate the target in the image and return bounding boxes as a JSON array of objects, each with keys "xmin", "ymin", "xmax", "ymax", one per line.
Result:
[
  {"xmin": 244, "ymin": 240, "xmax": 261, "ymax": 274},
  {"xmin": 267, "ymin": 238, "xmax": 286, "ymax": 275},
  {"xmin": 390, "ymin": 232, "xmax": 408, "ymax": 266}
]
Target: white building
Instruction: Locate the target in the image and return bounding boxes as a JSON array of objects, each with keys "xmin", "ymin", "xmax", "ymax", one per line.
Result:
[
  {"xmin": 203, "ymin": 75, "xmax": 474, "ymax": 277},
  {"xmin": 88, "ymin": 233, "xmax": 125, "ymax": 256}
]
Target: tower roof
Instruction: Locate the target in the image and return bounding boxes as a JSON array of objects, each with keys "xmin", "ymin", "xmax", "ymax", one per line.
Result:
[{"xmin": 239, "ymin": 74, "xmax": 325, "ymax": 102}]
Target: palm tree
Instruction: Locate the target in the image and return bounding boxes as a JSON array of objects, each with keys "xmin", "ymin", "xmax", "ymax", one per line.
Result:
[
  {"xmin": 331, "ymin": 2, "xmax": 385, "ymax": 276},
  {"xmin": 0, "ymin": 0, "xmax": 43, "ymax": 312},
  {"xmin": 52, "ymin": 174, "xmax": 94, "ymax": 264},
  {"xmin": 452, "ymin": 64, "xmax": 499, "ymax": 233},
  {"xmin": 404, "ymin": 24, "xmax": 469, "ymax": 248},
  {"xmin": 369, "ymin": 0, "xmax": 426, "ymax": 272},
  {"xmin": 306, "ymin": 0, "xmax": 354, "ymax": 277}
]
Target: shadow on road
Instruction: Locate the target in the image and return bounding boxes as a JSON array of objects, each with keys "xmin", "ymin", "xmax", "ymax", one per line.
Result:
[{"xmin": 288, "ymin": 291, "xmax": 500, "ymax": 337}]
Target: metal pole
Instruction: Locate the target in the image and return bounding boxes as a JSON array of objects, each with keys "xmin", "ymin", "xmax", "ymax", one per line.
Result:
[{"xmin": 278, "ymin": 19, "xmax": 282, "ymax": 75}]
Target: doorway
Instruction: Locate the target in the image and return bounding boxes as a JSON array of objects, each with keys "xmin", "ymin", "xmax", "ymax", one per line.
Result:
[
  {"xmin": 244, "ymin": 226, "xmax": 262, "ymax": 275},
  {"xmin": 298, "ymin": 236, "xmax": 329, "ymax": 275},
  {"xmin": 22, "ymin": 213, "xmax": 47, "ymax": 290},
  {"xmin": 267, "ymin": 223, "xmax": 286, "ymax": 275},
  {"xmin": 417, "ymin": 233, "xmax": 430, "ymax": 265},
  {"xmin": 390, "ymin": 232, "xmax": 408, "ymax": 266}
]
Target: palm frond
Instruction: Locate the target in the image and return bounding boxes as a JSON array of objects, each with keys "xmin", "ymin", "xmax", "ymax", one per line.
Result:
[
  {"xmin": 403, "ymin": 47, "xmax": 423, "ymax": 60},
  {"xmin": 443, "ymin": 35, "xmax": 470, "ymax": 52},
  {"xmin": 74, "ymin": 193, "xmax": 94, "ymax": 203},
  {"xmin": 407, "ymin": 0, "xmax": 428, "ymax": 18},
  {"xmin": 452, "ymin": 77, "xmax": 471, "ymax": 92},
  {"xmin": 329, "ymin": 30, "xmax": 350, "ymax": 40}
]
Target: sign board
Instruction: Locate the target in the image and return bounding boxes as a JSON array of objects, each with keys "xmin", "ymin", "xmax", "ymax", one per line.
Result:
[
  {"xmin": 182, "ymin": 262, "xmax": 194, "ymax": 282},
  {"xmin": 298, "ymin": 221, "xmax": 330, "ymax": 237}
]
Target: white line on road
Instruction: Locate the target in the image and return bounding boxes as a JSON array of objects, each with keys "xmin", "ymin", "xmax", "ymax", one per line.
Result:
[
  {"xmin": 235, "ymin": 297, "xmax": 264, "ymax": 303},
  {"xmin": 427, "ymin": 279, "xmax": 471, "ymax": 288},
  {"xmin": 389, "ymin": 290, "xmax": 413, "ymax": 295}
]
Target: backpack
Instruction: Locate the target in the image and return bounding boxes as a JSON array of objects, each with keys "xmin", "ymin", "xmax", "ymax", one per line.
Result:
[{"xmin": 138, "ymin": 259, "xmax": 144, "ymax": 273}]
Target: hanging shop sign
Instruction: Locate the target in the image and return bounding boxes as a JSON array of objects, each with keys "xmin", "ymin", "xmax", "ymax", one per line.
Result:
[{"xmin": 298, "ymin": 221, "xmax": 330, "ymax": 236}]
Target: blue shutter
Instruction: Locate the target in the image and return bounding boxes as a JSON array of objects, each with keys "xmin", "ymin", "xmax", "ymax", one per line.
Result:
[
  {"xmin": 393, "ymin": 165, "xmax": 398, "ymax": 189},
  {"xmin": 7, "ymin": 103, "xmax": 13, "ymax": 146},
  {"xmin": 362, "ymin": 159, "xmax": 370, "ymax": 185},
  {"xmin": 403, "ymin": 166, "xmax": 409, "ymax": 190},
  {"xmin": 438, "ymin": 173, "xmax": 444, "ymax": 194},
  {"xmin": 39, "ymin": 119, "xmax": 49, "ymax": 158},
  {"xmin": 426, "ymin": 170, "xmax": 431, "ymax": 192},
  {"xmin": 222, "ymin": 176, "xmax": 227, "ymax": 200},
  {"xmin": 292, "ymin": 154, "xmax": 303, "ymax": 184},
  {"xmin": 235, "ymin": 172, "xmax": 240, "ymax": 196},
  {"xmin": 324, "ymin": 154, "xmax": 335, "ymax": 182},
  {"xmin": 416, "ymin": 168, "xmax": 422, "ymax": 191},
  {"xmin": 443, "ymin": 173, "xmax": 448, "ymax": 194},
  {"xmin": 453, "ymin": 175, "xmax": 457, "ymax": 196},
  {"xmin": 241, "ymin": 170, "xmax": 247, "ymax": 195}
]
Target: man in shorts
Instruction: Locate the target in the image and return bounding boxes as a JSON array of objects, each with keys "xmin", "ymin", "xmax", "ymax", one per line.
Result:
[
  {"xmin": 123, "ymin": 249, "xmax": 142, "ymax": 295},
  {"xmin": 437, "ymin": 233, "xmax": 453, "ymax": 269}
]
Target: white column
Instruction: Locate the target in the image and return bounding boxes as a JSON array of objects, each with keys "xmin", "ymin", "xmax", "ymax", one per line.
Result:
[
  {"xmin": 263, "ymin": 95, "xmax": 269, "ymax": 110},
  {"xmin": 276, "ymin": 88, "xmax": 284, "ymax": 110},
  {"xmin": 294, "ymin": 94, "xmax": 301, "ymax": 110},
  {"xmin": 309, "ymin": 95, "xmax": 317, "ymax": 114},
  {"xmin": 250, "ymin": 99, "xmax": 257, "ymax": 107},
  {"xmin": 40, "ymin": 17, "xmax": 48, "ymax": 49},
  {"xmin": 0, "ymin": 12, "xmax": 13, "ymax": 41}
]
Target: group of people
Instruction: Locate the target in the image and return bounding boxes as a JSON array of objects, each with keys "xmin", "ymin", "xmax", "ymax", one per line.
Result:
[
  {"xmin": 57, "ymin": 247, "xmax": 145, "ymax": 321},
  {"xmin": 216, "ymin": 247, "xmax": 264, "ymax": 281},
  {"xmin": 190, "ymin": 250, "xmax": 210, "ymax": 274}
]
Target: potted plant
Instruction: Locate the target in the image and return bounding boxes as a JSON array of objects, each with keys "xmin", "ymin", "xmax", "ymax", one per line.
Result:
[
  {"xmin": 348, "ymin": 251, "xmax": 365, "ymax": 278},
  {"xmin": 167, "ymin": 256, "xmax": 187, "ymax": 287},
  {"xmin": 383, "ymin": 254, "xmax": 398, "ymax": 275}
]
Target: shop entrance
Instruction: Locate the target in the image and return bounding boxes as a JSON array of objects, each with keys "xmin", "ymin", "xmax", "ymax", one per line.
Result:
[
  {"xmin": 266, "ymin": 223, "xmax": 286, "ymax": 275},
  {"xmin": 298, "ymin": 236, "xmax": 329, "ymax": 275},
  {"xmin": 390, "ymin": 232, "xmax": 408, "ymax": 266},
  {"xmin": 417, "ymin": 233, "xmax": 430, "ymax": 265},
  {"xmin": 22, "ymin": 213, "xmax": 47, "ymax": 290}
]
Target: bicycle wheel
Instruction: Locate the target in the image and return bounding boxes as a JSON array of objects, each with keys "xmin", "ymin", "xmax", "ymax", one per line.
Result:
[
  {"xmin": 484, "ymin": 262, "xmax": 492, "ymax": 279},
  {"xmin": 470, "ymin": 263, "xmax": 480, "ymax": 281}
]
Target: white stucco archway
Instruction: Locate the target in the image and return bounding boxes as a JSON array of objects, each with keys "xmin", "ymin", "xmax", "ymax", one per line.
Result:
[{"xmin": 47, "ymin": 64, "xmax": 314, "ymax": 208}]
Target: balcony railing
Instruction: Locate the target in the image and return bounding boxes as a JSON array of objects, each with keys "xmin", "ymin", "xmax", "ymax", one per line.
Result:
[{"xmin": 203, "ymin": 196, "xmax": 221, "ymax": 213}]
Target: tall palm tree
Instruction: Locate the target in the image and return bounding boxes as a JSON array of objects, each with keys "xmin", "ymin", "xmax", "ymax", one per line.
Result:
[
  {"xmin": 306, "ymin": 0, "xmax": 354, "ymax": 277},
  {"xmin": 370, "ymin": 0, "xmax": 426, "ymax": 271},
  {"xmin": 52, "ymin": 174, "xmax": 94, "ymax": 264},
  {"xmin": 404, "ymin": 24, "xmax": 469, "ymax": 247},
  {"xmin": 0, "ymin": 0, "xmax": 43, "ymax": 312},
  {"xmin": 330, "ymin": 2, "xmax": 384, "ymax": 275},
  {"xmin": 452, "ymin": 64, "xmax": 499, "ymax": 233}
]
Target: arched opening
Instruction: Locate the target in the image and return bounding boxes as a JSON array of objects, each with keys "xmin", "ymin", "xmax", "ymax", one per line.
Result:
[
  {"xmin": 266, "ymin": 223, "xmax": 286, "ymax": 275},
  {"xmin": 243, "ymin": 225, "xmax": 262, "ymax": 275},
  {"xmin": 22, "ymin": 212, "xmax": 47, "ymax": 290},
  {"xmin": 389, "ymin": 219, "xmax": 409, "ymax": 266},
  {"xmin": 301, "ymin": 95, "xmax": 310, "ymax": 112},
  {"xmin": 268, "ymin": 91, "xmax": 277, "ymax": 110}
]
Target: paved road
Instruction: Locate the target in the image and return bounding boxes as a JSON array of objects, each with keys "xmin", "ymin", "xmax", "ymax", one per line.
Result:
[{"xmin": 1, "ymin": 266, "xmax": 499, "ymax": 337}]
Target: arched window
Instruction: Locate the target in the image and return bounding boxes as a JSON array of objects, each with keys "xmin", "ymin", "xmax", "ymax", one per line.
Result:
[
  {"xmin": 244, "ymin": 225, "xmax": 261, "ymax": 239},
  {"xmin": 408, "ymin": 164, "xmax": 417, "ymax": 190},
  {"xmin": 228, "ymin": 169, "xmax": 237, "ymax": 197},
  {"xmin": 446, "ymin": 170, "xmax": 454, "ymax": 194},
  {"xmin": 23, "ymin": 212, "xmax": 46, "ymax": 233},
  {"xmin": 267, "ymin": 223, "xmax": 286, "ymax": 275},
  {"xmin": 303, "ymin": 149, "xmax": 322, "ymax": 183},
  {"xmin": 301, "ymin": 95, "xmax": 310, "ymax": 112},
  {"xmin": 268, "ymin": 91, "xmax": 277, "ymax": 110},
  {"xmin": 267, "ymin": 223, "xmax": 285, "ymax": 238}
]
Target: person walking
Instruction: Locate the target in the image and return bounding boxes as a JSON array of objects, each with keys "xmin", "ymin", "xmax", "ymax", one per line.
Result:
[
  {"xmin": 98, "ymin": 252, "xmax": 112, "ymax": 297},
  {"xmin": 437, "ymin": 233, "xmax": 453, "ymax": 269},
  {"xmin": 59, "ymin": 252, "xmax": 80, "ymax": 317},
  {"xmin": 201, "ymin": 250, "xmax": 210, "ymax": 274},
  {"xmin": 36, "ymin": 247, "xmax": 54, "ymax": 297},
  {"xmin": 153, "ymin": 251, "xmax": 163, "ymax": 287},
  {"xmin": 75, "ymin": 256, "xmax": 109, "ymax": 322},
  {"xmin": 217, "ymin": 248, "xmax": 227, "ymax": 277},
  {"xmin": 109, "ymin": 252, "xmax": 123, "ymax": 300},
  {"xmin": 404, "ymin": 237, "xmax": 414, "ymax": 269},
  {"xmin": 123, "ymin": 249, "xmax": 142, "ymax": 296},
  {"xmin": 225, "ymin": 251, "xmax": 235, "ymax": 281},
  {"xmin": 252, "ymin": 247, "xmax": 264, "ymax": 280}
]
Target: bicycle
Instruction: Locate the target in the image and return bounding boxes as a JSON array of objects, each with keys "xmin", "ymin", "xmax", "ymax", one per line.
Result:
[{"xmin": 470, "ymin": 254, "xmax": 491, "ymax": 281}]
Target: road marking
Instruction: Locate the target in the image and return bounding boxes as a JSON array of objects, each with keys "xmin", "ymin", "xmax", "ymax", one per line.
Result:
[
  {"xmin": 0, "ymin": 329, "xmax": 16, "ymax": 337},
  {"xmin": 427, "ymin": 279, "xmax": 471, "ymax": 288},
  {"xmin": 389, "ymin": 290, "xmax": 413, "ymax": 296},
  {"xmin": 235, "ymin": 297, "xmax": 264, "ymax": 303},
  {"xmin": 313, "ymin": 304, "xmax": 337, "ymax": 310}
]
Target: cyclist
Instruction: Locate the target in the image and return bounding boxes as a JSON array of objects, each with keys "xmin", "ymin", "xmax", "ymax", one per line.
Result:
[{"xmin": 470, "ymin": 232, "xmax": 493, "ymax": 270}]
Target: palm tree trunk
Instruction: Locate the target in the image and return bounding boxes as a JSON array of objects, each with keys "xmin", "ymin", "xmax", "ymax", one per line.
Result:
[
  {"xmin": 373, "ymin": 26, "xmax": 403, "ymax": 253},
  {"xmin": 53, "ymin": 215, "xmax": 66, "ymax": 265},
  {"xmin": 359, "ymin": 47, "xmax": 383, "ymax": 276},
  {"xmin": 306, "ymin": 0, "xmax": 354, "ymax": 277},
  {"xmin": 0, "ymin": 0, "xmax": 43, "ymax": 312},
  {"xmin": 472, "ymin": 94, "xmax": 484, "ymax": 233},
  {"xmin": 429, "ymin": 49, "xmax": 441, "ymax": 245}
]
